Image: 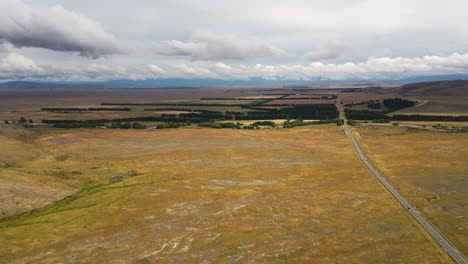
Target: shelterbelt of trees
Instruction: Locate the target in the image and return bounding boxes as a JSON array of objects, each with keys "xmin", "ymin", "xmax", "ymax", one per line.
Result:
[
  {"xmin": 345, "ymin": 110, "xmax": 468, "ymax": 122},
  {"xmin": 344, "ymin": 97, "xmax": 468, "ymax": 121},
  {"xmin": 41, "ymin": 108, "xmax": 132, "ymax": 111},
  {"xmin": 345, "ymin": 98, "xmax": 416, "ymax": 111},
  {"xmin": 42, "ymin": 104, "xmax": 339, "ymax": 128}
]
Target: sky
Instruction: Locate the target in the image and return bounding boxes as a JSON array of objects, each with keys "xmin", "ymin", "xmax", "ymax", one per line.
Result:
[{"xmin": 0, "ymin": 0, "xmax": 467, "ymax": 82}]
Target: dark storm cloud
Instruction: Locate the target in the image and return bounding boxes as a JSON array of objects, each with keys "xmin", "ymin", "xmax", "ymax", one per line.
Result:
[{"xmin": 0, "ymin": 0, "xmax": 125, "ymax": 58}]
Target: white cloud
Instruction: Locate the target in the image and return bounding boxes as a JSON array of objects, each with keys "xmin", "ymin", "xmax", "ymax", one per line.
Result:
[
  {"xmin": 0, "ymin": 52, "xmax": 44, "ymax": 79},
  {"xmin": 0, "ymin": 52, "xmax": 136, "ymax": 81},
  {"xmin": 0, "ymin": 0, "xmax": 124, "ymax": 58},
  {"xmin": 1, "ymin": 1, "xmax": 468, "ymax": 81},
  {"xmin": 168, "ymin": 52, "xmax": 468, "ymax": 80},
  {"xmin": 154, "ymin": 31, "xmax": 287, "ymax": 61},
  {"xmin": 2, "ymin": 52, "xmax": 468, "ymax": 81},
  {"xmin": 147, "ymin": 64, "xmax": 167, "ymax": 75}
]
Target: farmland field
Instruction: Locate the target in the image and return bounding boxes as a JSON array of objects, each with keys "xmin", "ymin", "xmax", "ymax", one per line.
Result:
[
  {"xmin": 262, "ymin": 99, "xmax": 336, "ymax": 105},
  {"xmin": 395, "ymin": 98, "xmax": 468, "ymax": 114},
  {"xmin": 0, "ymin": 125, "xmax": 452, "ymax": 263},
  {"xmin": 152, "ymin": 100, "xmax": 266, "ymax": 105},
  {"xmin": 352, "ymin": 125, "xmax": 468, "ymax": 256}
]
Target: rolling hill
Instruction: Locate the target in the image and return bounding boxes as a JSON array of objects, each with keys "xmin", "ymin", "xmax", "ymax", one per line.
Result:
[{"xmin": 389, "ymin": 80, "xmax": 468, "ymax": 97}]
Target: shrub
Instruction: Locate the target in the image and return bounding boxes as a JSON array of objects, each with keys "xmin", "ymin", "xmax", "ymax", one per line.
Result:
[
  {"xmin": 347, "ymin": 120, "xmax": 357, "ymax": 126},
  {"xmin": 132, "ymin": 122, "xmax": 147, "ymax": 129},
  {"xmin": 198, "ymin": 122, "xmax": 222, "ymax": 128},
  {"xmin": 372, "ymin": 119, "xmax": 390, "ymax": 123},
  {"xmin": 252, "ymin": 121, "xmax": 276, "ymax": 127}
]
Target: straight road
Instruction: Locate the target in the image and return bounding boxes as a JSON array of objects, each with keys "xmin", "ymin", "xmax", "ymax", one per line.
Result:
[{"xmin": 337, "ymin": 94, "xmax": 467, "ymax": 264}]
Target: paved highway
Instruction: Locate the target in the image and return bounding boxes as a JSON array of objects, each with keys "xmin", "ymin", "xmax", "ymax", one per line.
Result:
[{"xmin": 337, "ymin": 94, "xmax": 467, "ymax": 264}]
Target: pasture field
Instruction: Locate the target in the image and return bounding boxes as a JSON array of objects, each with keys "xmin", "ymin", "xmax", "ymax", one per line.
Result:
[
  {"xmin": 352, "ymin": 125, "xmax": 468, "ymax": 256},
  {"xmin": 234, "ymin": 95, "xmax": 280, "ymax": 99},
  {"xmin": 395, "ymin": 97, "xmax": 468, "ymax": 114},
  {"xmin": 0, "ymin": 109, "xmax": 169, "ymax": 123},
  {"xmin": 0, "ymin": 125, "xmax": 452, "ymax": 263},
  {"xmin": 340, "ymin": 91, "xmax": 468, "ymax": 114},
  {"xmin": 152, "ymin": 100, "xmax": 265, "ymax": 105},
  {"xmin": 262, "ymin": 99, "xmax": 336, "ymax": 105},
  {"xmin": 0, "ymin": 106, "xmax": 266, "ymax": 123},
  {"xmin": 394, "ymin": 121, "xmax": 468, "ymax": 127},
  {"xmin": 129, "ymin": 105, "xmax": 263, "ymax": 113},
  {"xmin": 390, "ymin": 112, "xmax": 468, "ymax": 117},
  {"xmin": 0, "ymin": 88, "xmax": 277, "ymax": 111},
  {"xmin": 285, "ymin": 94, "xmax": 337, "ymax": 99},
  {"xmin": 0, "ymin": 88, "xmax": 278, "ymax": 123}
]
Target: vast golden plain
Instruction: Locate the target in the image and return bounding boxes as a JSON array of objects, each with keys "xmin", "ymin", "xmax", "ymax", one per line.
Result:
[
  {"xmin": 0, "ymin": 124, "xmax": 454, "ymax": 263},
  {"xmin": 353, "ymin": 125, "xmax": 468, "ymax": 257}
]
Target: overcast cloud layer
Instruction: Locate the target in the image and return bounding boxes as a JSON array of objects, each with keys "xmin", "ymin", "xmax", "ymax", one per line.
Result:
[{"xmin": 0, "ymin": 0, "xmax": 467, "ymax": 81}]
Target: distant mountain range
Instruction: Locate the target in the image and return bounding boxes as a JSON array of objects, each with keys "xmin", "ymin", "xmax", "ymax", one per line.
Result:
[{"xmin": 1, "ymin": 74, "xmax": 468, "ymax": 89}]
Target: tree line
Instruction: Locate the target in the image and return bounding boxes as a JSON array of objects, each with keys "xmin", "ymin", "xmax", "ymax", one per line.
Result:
[
  {"xmin": 345, "ymin": 109, "xmax": 468, "ymax": 122},
  {"xmin": 41, "ymin": 107, "xmax": 131, "ymax": 111}
]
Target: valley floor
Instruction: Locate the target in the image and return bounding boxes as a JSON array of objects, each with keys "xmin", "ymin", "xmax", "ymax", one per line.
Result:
[{"xmin": 0, "ymin": 125, "xmax": 462, "ymax": 263}]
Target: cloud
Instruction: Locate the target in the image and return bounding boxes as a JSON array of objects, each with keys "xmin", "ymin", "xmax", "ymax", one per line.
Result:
[
  {"xmin": 0, "ymin": 0, "xmax": 124, "ymax": 58},
  {"xmin": 0, "ymin": 52, "xmax": 134, "ymax": 81},
  {"xmin": 147, "ymin": 64, "xmax": 167, "ymax": 75},
  {"xmin": 171, "ymin": 52, "xmax": 468, "ymax": 80},
  {"xmin": 304, "ymin": 42, "xmax": 348, "ymax": 62},
  {"xmin": 2, "ymin": 52, "xmax": 468, "ymax": 82},
  {"xmin": 154, "ymin": 31, "xmax": 286, "ymax": 61},
  {"xmin": 0, "ymin": 52, "xmax": 45, "ymax": 79}
]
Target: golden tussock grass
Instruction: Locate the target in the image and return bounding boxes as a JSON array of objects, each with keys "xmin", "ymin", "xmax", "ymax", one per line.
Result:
[
  {"xmin": 0, "ymin": 125, "xmax": 455, "ymax": 263},
  {"xmin": 353, "ymin": 125, "xmax": 468, "ymax": 256}
]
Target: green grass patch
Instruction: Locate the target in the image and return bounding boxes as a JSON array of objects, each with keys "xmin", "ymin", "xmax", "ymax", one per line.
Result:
[
  {"xmin": 153, "ymin": 100, "xmax": 266, "ymax": 105},
  {"xmin": 0, "ymin": 181, "xmax": 144, "ymax": 229},
  {"xmin": 387, "ymin": 112, "xmax": 468, "ymax": 117}
]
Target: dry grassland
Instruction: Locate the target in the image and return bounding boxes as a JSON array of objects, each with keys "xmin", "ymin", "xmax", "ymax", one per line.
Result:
[
  {"xmin": 352, "ymin": 125, "xmax": 468, "ymax": 256},
  {"xmin": 0, "ymin": 125, "xmax": 453, "ymax": 263}
]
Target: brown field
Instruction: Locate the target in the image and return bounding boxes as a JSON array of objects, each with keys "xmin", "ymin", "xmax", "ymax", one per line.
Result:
[
  {"xmin": 0, "ymin": 125, "xmax": 453, "ymax": 263},
  {"xmin": 262, "ymin": 99, "xmax": 336, "ymax": 105},
  {"xmin": 340, "ymin": 85, "xmax": 468, "ymax": 114},
  {"xmin": 255, "ymin": 106, "xmax": 288, "ymax": 110},
  {"xmin": 0, "ymin": 88, "xmax": 277, "ymax": 111},
  {"xmin": 0, "ymin": 109, "xmax": 170, "ymax": 122},
  {"xmin": 340, "ymin": 92, "xmax": 397, "ymax": 107},
  {"xmin": 396, "ymin": 97, "xmax": 468, "ymax": 114},
  {"xmin": 352, "ymin": 125, "xmax": 468, "ymax": 256}
]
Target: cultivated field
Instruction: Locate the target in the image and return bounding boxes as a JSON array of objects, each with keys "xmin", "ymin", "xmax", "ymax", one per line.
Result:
[
  {"xmin": 0, "ymin": 88, "xmax": 277, "ymax": 111},
  {"xmin": 263, "ymin": 99, "xmax": 336, "ymax": 105},
  {"xmin": 395, "ymin": 97, "xmax": 468, "ymax": 114},
  {"xmin": 152, "ymin": 100, "xmax": 265, "ymax": 105},
  {"xmin": 0, "ymin": 125, "xmax": 452, "ymax": 263},
  {"xmin": 352, "ymin": 125, "xmax": 468, "ymax": 256}
]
